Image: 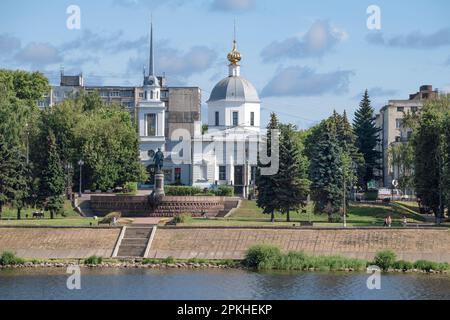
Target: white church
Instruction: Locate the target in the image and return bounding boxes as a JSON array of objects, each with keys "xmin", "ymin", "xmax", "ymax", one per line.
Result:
[{"xmin": 138, "ymin": 24, "xmax": 261, "ymax": 198}]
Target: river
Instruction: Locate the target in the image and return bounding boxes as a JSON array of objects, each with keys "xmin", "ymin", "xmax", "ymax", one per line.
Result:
[{"xmin": 1, "ymin": 268, "xmax": 449, "ymax": 300}]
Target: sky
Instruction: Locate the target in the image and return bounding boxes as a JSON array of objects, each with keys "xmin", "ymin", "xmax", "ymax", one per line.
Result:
[{"xmin": 1, "ymin": 0, "xmax": 449, "ymax": 128}]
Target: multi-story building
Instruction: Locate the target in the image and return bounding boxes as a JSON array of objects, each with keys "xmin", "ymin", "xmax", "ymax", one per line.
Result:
[{"xmin": 376, "ymin": 85, "xmax": 439, "ymax": 188}]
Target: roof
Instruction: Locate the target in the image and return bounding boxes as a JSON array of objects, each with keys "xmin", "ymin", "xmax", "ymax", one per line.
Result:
[{"xmin": 207, "ymin": 76, "xmax": 260, "ymax": 104}]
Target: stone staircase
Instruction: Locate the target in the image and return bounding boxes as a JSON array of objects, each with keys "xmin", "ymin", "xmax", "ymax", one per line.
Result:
[{"xmin": 116, "ymin": 226, "xmax": 154, "ymax": 258}]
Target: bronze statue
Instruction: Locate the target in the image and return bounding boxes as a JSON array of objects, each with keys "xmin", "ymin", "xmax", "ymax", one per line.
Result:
[{"xmin": 153, "ymin": 148, "xmax": 164, "ymax": 173}]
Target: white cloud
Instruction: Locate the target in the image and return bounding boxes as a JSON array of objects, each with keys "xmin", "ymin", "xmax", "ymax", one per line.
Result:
[
  {"xmin": 261, "ymin": 66, "xmax": 353, "ymax": 97},
  {"xmin": 261, "ymin": 20, "xmax": 348, "ymax": 62},
  {"xmin": 210, "ymin": 0, "xmax": 255, "ymax": 12},
  {"xmin": 15, "ymin": 42, "xmax": 62, "ymax": 67}
]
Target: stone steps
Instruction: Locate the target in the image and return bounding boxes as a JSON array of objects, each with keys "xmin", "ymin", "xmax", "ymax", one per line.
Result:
[{"xmin": 116, "ymin": 226, "xmax": 154, "ymax": 258}]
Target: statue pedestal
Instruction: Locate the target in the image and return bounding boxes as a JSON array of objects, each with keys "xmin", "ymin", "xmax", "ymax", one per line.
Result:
[{"xmin": 154, "ymin": 172, "xmax": 165, "ymax": 197}]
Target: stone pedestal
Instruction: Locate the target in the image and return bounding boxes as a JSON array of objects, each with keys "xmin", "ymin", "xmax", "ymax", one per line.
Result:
[{"xmin": 154, "ymin": 172, "xmax": 165, "ymax": 197}]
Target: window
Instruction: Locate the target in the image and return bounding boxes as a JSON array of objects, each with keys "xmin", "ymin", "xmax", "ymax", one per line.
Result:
[
  {"xmin": 215, "ymin": 111, "xmax": 220, "ymax": 126},
  {"xmin": 395, "ymin": 136, "xmax": 401, "ymax": 142},
  {"xmin": 146, "ymin": 114, "xmax": 156, "ymax": 136},
  {"xmin": 397, "ymin": 107, "xmax": 405, "ymax": 112},
  {"xmin": 396, "ymin": 119, "xmax": 403, "ymax": 129},
  {"xmin": 411, "ymin": 106, "xmax": 418, "ymax": 113},
  {"xmin": 163, "ymin": 169, "xmax": 173, "ymax": 183},
  {"xmin": 407, "ymin": 131, "xmax": 413, "ymax": 140},
  {"xmin": 250, "ymin": 112, "xmax": 255, "ymax": 126},
  {"xmin": 219, "ymin": 166, "xmax": 226, "ymax": 181},
  {"xmin": 174, "ymin": 168, "xmax": 181, "ymax": 184},
  {"xmin": 251, "ymin": 166, "xmax": 257, "ymax": 184},
  {"xmin": 232, "ymin": 112, "xmax": 238, "ymax": 126}
]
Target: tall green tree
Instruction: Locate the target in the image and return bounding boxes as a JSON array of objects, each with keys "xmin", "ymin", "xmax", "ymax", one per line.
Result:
[
  {"xmin": 413, "ymin": 97, "xmax": 449, "ymax": 218},
  {"xmin": 308, "ymin": 119, "xmax": 344, "ymax": 220},
  {"xmin": 38, "ymin": 131, "xmax": 66, "ymax": 219},
  {"xmin": 273, "ymin": 124, "xmax": 310, "ymax": 222},
  {"xmin": 353, "ymin": 90, "xmax": 381, "ymax": 189},
  {"xmin": 256, "ymin": 113, "xmax": 280, "ymax": 222}
]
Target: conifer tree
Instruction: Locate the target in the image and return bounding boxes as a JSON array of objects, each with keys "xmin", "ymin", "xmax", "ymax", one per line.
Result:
[
  {"xmin": 256, "ymin": 113, "xmax": 279, "ymax": 222},
  {"xmin": 309, "ymin": 120, "xmax": 344, "ymax": 220},
  {"xmin": 273, "ymin": 124, "xmax": 310, "ymax": 222},
  {"xmin": 353, "ymin": 90, "xmax": 381, "ymax": 189},
  {"xmin": 38, "ymin": 130, "xmax": 65, "ymax": 219}
]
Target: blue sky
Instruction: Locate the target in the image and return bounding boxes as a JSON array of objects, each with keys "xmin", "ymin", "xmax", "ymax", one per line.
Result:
[{"xmin": 1, "ymin": 0, "xmax": 449, "ymax": 127}]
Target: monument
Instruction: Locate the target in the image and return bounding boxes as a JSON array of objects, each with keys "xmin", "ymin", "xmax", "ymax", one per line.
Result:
[{"xmin": 153, "ymin": 148, "xmax": 165, "ymax": 197}]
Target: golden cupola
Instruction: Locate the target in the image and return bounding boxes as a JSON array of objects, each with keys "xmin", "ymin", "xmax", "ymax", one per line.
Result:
[{"xmin": 227, "ymin": 40, "xmax": 242, "ymax": 65}]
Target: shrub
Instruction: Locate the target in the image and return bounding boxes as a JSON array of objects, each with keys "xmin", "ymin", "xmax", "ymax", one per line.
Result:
[
  {"xmin": 244, "ymin": 245, "xmax": 282, "ymax": 270},
  {"xmin": 165, "ymin": 186, "xmax": 203, "ymax": 196},
  {"xmin": 84, "ymin": 255, "xmax": 103, "ymax": 265},
  {"xmin": 188, "ymin": 258, "xmax": 208, "ymax": 264},
  {"xmin": 374, "ymin": 250, "xmax": 397, "ymax": 271},
  {"xmin": 393, "ymin": 260, "xmax": 414, "ymax": 271},
  {"xmin": 142, "ymin": 258, "xmax": 159, "ymax": 265},
  {"xmin": 173, "ymin": 213, "xmax": 192, "ymax": 224},
  {"xmin": 365, "ymin": 191, "xmax": 378, "ymax": 201},
  {"xmin": 124, "ymin": 182, "xmax": 138, "ymax": 194},
  {"xmin": 100, "ymin": 212, "xmax": 121, "ymax": 224},
  {"xmin": 213, "ymin": 185, "xmax": 234, "ymax": 197},
  {"xmin": 0, "ymin": 251, "xmax": 24, "ymax": 266},
  {"xmin": 162, "ymin": 256, "xmax": 175, "ymax": 264},
  {"xmin": 413, "ymin": 260, "xmax": 449, "ymax": 272}
]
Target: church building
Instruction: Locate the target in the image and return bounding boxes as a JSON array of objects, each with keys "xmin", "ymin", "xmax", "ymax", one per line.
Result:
[{"xmin": 137, "ymin": 23, "xmax": 262, "ymax": 197}]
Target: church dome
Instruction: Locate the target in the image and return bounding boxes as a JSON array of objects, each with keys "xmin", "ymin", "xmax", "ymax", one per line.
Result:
[{"xmin": 208, "ymin": 76, "xmax": 260, "ymax": 103}]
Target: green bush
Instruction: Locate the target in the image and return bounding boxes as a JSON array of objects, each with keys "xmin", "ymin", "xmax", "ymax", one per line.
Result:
[
  {"xmin": 0, "ymin": 251, "xmax": 24, "ymax": 266},
  {"xmin": 244, "ymin": 245, "xmax": 282, "ymax": 270},
  {"xmin": 165, "ymin": 186, "xmax": 203, "ymax": 196},
  {"xmin": 393, "ymin": 260, "xmax": 414, "ymax": 271},
  {"xmin": 188, "ymin": 258, "xmax": 208, "ymax": 264},
  {"xmin": 100, "ymin": 212, "xmax": 121, "ymax": 224},
  {"xmin": 413, "ymin": 260, "xmax": 449, "ymax": 272},
  {"xmin": 142, "ymin": 258, "xmax": 159, "ymax": 265},
  {"xmin": 162, "ymin": 256, "xmax": 175, "ymax": 264},
  {"xmin": 365, "ymin": 191, "xmax": 378, "ymax": 201},
  {"xmin": 374, "ymin": 250, "xmax": 397, "ymax": 270},
  {"xmin": 173, "ymin": 213, "xmax": 192, "ymax": 224},
  {"xmin": 213, "ymin": 185, "xmax": 234, "ymax": 197},
  {"xmin": 84, "ymin": 255, "xmax": 103, "ymax": 265},
  {"xmin": 124, "ymin": 182, "xmax": 138, "ymax": 194}
]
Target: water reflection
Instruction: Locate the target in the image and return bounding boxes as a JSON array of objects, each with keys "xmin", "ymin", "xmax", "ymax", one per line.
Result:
[{"xmin": 0, "ymin": 268, "xmax": 450, "ymax": 300}]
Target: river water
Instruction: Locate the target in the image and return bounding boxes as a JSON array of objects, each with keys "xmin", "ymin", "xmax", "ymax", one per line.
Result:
[{"xmin": 1, "ymin": 268, "xmax": 449, "ymax": 300}]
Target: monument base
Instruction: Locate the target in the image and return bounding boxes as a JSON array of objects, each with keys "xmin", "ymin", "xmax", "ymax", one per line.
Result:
[{"xmin": 154, "ymin": 172, "xmax": 165, "ymax": 197}]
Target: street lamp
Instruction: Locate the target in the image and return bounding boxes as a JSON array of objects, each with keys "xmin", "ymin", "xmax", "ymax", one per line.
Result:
[
  {"xmin": 25, "ymin": 122, "xmax": 30, "ymax": 164},
  {"xmin": 339, "ymin": 167, "xmax": 347, "ymax": 228},
  {"xmin": 65, "ymin": 163, "xmax": 73, "ymax": 199},
  {"xmin": 78, "ymin": 160, "xmax": 84, "ymax": 197}
]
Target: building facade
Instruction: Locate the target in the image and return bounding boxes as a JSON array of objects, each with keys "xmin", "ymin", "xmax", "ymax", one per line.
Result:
[{"xmin": 375, "ymin": 85, "xmax": 438, "ymax": 188}]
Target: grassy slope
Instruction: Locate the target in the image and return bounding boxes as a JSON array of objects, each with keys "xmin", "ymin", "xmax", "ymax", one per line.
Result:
[
  {"xmin": 0, "ymin": 201, "xmax": 95, "ymax": 227},
  {"xmin": 178, "ymin": 200, "xmax": 426, "ymax": 227}
]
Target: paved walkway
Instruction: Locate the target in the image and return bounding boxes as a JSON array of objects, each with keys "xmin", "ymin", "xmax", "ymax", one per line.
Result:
[{"xmin": 130, "ymin": 217, "xmax": 163, "ymax": 225}]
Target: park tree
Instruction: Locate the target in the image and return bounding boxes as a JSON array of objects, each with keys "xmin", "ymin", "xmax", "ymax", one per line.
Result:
[
  {"xmin": 273, "ymin": 124, "xmax": 310, "ymax": 222},
  {"xmin": 413, "ymin": 97, "xmax": 449, "ymax": 218},
  {"xmin": 256, "ymin": 113, "xmax": 280, "ymax": 222},
  {"xmin": 308, "ymin": 119, "xmax": 344, "ymax": 221},
  {"xmin": 388, "ymin": 142, "xmax": 415, "ymax": 194},
  {"xmin": 38, "ymin": 131, "xmax": 66, "ymax": 219},
  {"xmin": 353, "ymin": 90, "xmax": 381, "ymax": 189}
]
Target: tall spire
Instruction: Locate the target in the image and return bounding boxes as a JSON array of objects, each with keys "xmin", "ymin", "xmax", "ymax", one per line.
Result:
[
  {"xmin": 227, "ymin": 19, "xmax": 242, "ymax": 67},
  {"xmin": 149, "ymin": 16, "xmax": 154, "ymax": 76}
]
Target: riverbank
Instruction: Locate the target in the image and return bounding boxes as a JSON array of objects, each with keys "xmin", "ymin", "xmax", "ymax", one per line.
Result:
[{"xmin": 1, "ymin": 252, "xmax": 450, "ymax": 275}]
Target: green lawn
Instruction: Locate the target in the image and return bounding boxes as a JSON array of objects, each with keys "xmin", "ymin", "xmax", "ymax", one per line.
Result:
[
  {"xmin": 177, "ymin": 200, "xmax": 427, "ymax": 227},
  {"xmin": 0, "ymin": 200, "xmax": 96, "ymax": 227}
]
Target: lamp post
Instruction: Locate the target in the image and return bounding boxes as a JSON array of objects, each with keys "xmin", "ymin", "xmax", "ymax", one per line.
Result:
[
  {"xmin": 78, "ymin": 160, "xmax": 84, "ymax": 197},
  {"xmin": 65, "ymin": 163, "xmax": 73, "ymax": 199},
  {"xmin": 339, "ymin": 167, "xmax": 347, "ymax": 228},
  {"xmin": 25, "ymin": 122, "xmax": 30, "ymax": 164}
]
